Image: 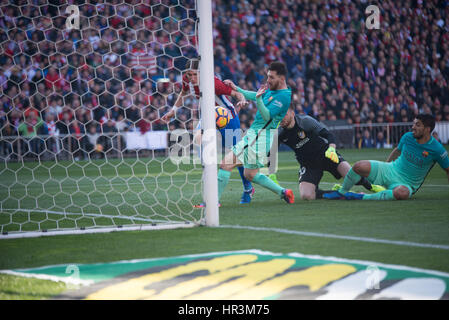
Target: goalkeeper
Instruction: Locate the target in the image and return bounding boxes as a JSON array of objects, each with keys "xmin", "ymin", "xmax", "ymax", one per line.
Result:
[{"xmin": 268, "ymin": 108, "xmax": 385, "ymax": 200}]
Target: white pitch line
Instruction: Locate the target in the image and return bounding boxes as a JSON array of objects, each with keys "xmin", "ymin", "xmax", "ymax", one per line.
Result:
[{"xmin": 220, "ymin": 224, "xmax": 449, "ymax": 250}]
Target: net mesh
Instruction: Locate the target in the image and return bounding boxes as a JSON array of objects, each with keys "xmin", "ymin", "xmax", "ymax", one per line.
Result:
[{"xmin": 0, "ymin": 0, "xmax": 205, "ymax": 235}]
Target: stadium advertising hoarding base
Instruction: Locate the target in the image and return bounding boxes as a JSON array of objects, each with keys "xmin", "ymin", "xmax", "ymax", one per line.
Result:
[{"xmin": 2, "ymin": 250, "xmax": 448, "ymax": 300}]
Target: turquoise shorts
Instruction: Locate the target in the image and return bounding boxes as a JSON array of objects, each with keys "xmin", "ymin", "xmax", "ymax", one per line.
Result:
[
  {"xmin": 368, "ymin": 160, "xmax": 413, "ymax": 197},
  {"xmin": 232, "ymin": 130, "xmax": 272, "ymax": 169}
]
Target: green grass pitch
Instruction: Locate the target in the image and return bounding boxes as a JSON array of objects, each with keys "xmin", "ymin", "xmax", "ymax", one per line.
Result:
[{"xmin": 0, "ymin": 147, "xmax": 448, "ymax": 299}]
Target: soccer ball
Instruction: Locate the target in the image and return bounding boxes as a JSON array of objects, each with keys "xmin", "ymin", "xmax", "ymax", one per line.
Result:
[{"xmin": 215, "ymin": 106, "xmax": 230, "ymax": 129}]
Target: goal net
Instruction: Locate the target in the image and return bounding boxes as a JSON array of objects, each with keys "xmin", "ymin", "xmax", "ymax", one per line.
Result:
[{"xmin": 0, "ymin": 0, "xmax": 217, "ymax": 238}]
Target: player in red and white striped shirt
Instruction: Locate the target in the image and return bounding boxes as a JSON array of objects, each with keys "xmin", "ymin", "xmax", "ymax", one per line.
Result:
[{"xmin": 160, "ymin": 59, "xmax": 255, "ymax": 205}]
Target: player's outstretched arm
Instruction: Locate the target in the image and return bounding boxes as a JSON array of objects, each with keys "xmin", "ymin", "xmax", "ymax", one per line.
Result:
[
  {"xmin": 217, "ymin": 78, "xmax": 248, "ymax": 111},
  {"xmin": 255, "ymin": 84, "xmax": 271, "ymax": 121},
  {"xmin": 239, "ymin": 87, "xmax": 258, "ymax": 101},
  {"xmin": 230, "ymin": 90, "xmax": 248, "ymax": 110},
  {"xmin": 225, "ymin": 79, "xmax": 257, "ymax": 101},
  {"xmin": 434, "ymin": 143, "xmax": 449, "ymax": 182},
  {"xmin": 223, "ymin": 79, "xmax": 237, "ymax": 91},
  {"xmin": 160, "ymin": 90, "xmax": 187, "ymax": 123},
  {"xmin": 386, "ymin": 147, "xmax": 401, "ymax": 162}
]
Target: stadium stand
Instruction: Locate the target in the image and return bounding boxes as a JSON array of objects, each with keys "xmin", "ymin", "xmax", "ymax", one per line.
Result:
[{"xmin": 1, "ymin": 0, "xmax": 448, "ymax": 160}]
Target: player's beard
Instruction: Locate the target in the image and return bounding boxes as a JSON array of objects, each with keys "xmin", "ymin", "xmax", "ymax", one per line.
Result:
[
  {"xmin": 412, "ymin": 130, "xmax": 423, "ymax": 139},
  {"xmin": 268, "ymin": 80, "xmax": 279, "ymax": 91}
]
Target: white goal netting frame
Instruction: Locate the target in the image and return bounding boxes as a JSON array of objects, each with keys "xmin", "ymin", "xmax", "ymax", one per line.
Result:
[{"xmin": 0, "ymin": 0, "xmax": 218, "ymax": 238}]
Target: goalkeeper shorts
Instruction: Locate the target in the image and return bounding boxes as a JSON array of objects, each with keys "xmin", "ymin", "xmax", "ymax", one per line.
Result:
[{"xmin": 298, "ymin": 151, "xmax": 345, "ymax": 186}]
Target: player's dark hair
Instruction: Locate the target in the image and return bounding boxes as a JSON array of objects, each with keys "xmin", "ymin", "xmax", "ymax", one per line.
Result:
[
  {"xmin": 416, "ymin": 113, "xmax": 435, "ymax": 131},
  {"xmin": 268, "ymin": 61, "xmax": 287, "ymax": 77},
  {"xmin": 185, "ymin": 59, "xmax": 199, "ymax": 71}
]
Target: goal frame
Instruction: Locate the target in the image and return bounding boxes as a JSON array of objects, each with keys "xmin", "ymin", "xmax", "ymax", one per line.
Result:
[{"xmin": 0, "ymin": 0, "xmax": 218, "ymax": 238}]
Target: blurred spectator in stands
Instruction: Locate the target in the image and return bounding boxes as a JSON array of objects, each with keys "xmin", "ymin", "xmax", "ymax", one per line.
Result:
[
  {"xmin": 100, "ymin": 118, "xmax": 118, "ymax": 153},
  {"xmin": 3, "ymin": 0, "xmax": 449, "ymax": 160},
  {"xmin": 69, "ymin": 120, "xmax": 86, "ymax": 160},
  {"xmin": 86, "ymin": 124, "xmax": 101, "ymax": 158},
  {"xmin": 0, "ymin": 118, "xmax": 16, "ymax": 157},
  {"xmin": 18, "ymin": 112, "xmax": 44, "ymax": 156},
  {"xmin": 376, "ymin": 131, "xmax": 386, "ymax": 149},
  {"xmin": 44, "ymin": 113, "xmax": 59, "ymax": 154},
  {"xmin": 361, "ymin": 129, "xmax": 375, "ymax": 148},
  {"xmin": 355, "ymin": 131, "xmax": 363, "ymax": 149},
  {"xmin": 115, "ymin": 114, "xmax": 129, "ymax": 132}
]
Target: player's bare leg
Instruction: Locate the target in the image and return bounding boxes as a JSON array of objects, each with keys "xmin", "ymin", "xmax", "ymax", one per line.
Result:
[
  {"xmin": 392, "ymin": 186, "xmax": 410, "ymax": 200},
  {"xmin": 299, "ymin": 181, "xmax": 317, "ymax": 200},
  {"xmin": 242, "ymin": 167, "xmax": 259, "ymax": 181},
  {"xmin": 337, "ymin": 161, "xmax": 351, "ymax": 177},
  {"xmin": 350, "ymin": 160, "xmax": 372, "ymax": 177}
]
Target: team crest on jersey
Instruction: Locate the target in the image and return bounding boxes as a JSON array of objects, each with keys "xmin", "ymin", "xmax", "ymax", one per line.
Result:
[
  {"xmin": 422, "ymin": 151, "xmax": 429, "ymax": 157},
  {"xmin": 298, "ymin": 131, "xmax": 306, "ymax": 139}
]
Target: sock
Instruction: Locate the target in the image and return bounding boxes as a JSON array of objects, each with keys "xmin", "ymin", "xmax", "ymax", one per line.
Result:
[
  {"xmin": 217, "ymin": 169, "xmax": 231, "ymax": 201},
  {"xmin": 252, "ymin": 172, "xmax": 284, "ymax": 196},
  {"xmin": 238, "ymin": 166, "xmax": 252, "ymax": 191},
  {"xmin": 356, "ymin": 177, "xmax": 372, "ymax": 191},
  {"xmin": 361, "ymin": 190, "xmax": 395, "ymax": 200},
  {"xmin": 340, "ymin": 168, "xmax": 362, "ymax": 194}
]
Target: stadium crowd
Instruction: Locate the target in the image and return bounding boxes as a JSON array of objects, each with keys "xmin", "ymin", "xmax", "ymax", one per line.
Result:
[
  {"xmin": 213, "ymin": 0, "xmax": 449, "ymax": 128},
  {"xmin": 1, "ymin": 0, "xmax": 449, "ymax": 159}
]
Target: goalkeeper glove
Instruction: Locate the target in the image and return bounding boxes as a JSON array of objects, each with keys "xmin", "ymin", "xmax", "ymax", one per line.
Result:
[
  {"xmin": 269, "ymin": 173, "xmax": 279, "ymax": 186},
  {"xmin": 325, "ymin": 146, "xmax": 339, "ymax": 164}
]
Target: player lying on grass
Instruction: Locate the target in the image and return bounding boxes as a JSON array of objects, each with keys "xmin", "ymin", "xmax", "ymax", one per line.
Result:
[
  {"xmin": 216, "ymin": 61, "xmax": 295, "ymax": 204},
  {"xmin": 267, "ymin": 107, "xmax": 385, "ymax": 200},
  {"xmin": 324, "ymin": 113, "xmax": 449, "ymax": 200},
  {"xmin": 160, "ymin": 59, "xmax": 255, "ymax": 204}
]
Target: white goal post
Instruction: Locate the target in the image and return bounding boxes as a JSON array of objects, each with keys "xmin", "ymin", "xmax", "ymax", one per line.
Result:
[
  {"xmin": 198, "ymin": 0, "xmax": 219, "ymax": 227},
  {"xmin": 0, "ymin": 0, "xmax": 218, "ymax": 238}
]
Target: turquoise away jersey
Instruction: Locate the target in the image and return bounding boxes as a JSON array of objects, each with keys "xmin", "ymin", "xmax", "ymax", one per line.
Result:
[
  {"xmin": 393, "ymin": 132, "xmax": 449, "ymax": 191},
  {"xmin": 233, "ymin": 87, "xmax": 291, "ymax": 169},
  {"xmin": 250, "ymin": 88, "xmax": 292, "ymax": 131}
]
